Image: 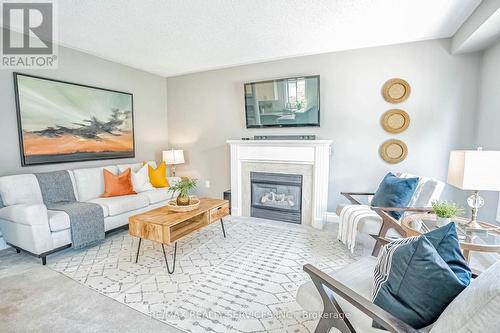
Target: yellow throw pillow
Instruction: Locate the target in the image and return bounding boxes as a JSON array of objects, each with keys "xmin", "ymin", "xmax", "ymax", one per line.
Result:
[{"xmin": 147, "ymin": 161, "xmax": 170, "ymax": 188}]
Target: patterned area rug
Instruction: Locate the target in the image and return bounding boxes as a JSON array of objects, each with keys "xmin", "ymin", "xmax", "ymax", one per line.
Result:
[{"xmin": 48, "ymin": 217, "xmax": 359, "ymax": 332}]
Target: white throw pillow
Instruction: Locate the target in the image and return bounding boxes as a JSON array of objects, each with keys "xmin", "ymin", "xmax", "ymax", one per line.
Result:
[
  {"xmin": 131, "ymin": 164, "xmax": 154, "ymax": 192},
  {"xmin": 397, "ymin": 173, "xmax": 444, "ymax": 208}
]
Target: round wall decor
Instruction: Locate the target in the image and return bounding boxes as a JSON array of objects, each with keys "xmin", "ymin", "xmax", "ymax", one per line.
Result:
[
  {"xmin": 382, "ymin": 78, "xmax": 411, "ymax": 103},
  {"xmin": 381, "ymin": 109, "xmax": 410, "ymax": 133},
  {"xmin": 380, "ymin": 139, "xmax": 408, "ymax": 164}
]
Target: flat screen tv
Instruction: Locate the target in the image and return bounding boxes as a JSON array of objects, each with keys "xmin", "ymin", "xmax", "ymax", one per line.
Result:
[{"xmin": 244, "ymin": 75, "xmax": 320, "ymax": 128}]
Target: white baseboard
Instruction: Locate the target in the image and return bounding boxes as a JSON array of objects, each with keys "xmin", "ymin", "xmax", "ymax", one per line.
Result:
[{"xmin": 325, "ymin": 212, "xmax": 339, "ymax": 223}]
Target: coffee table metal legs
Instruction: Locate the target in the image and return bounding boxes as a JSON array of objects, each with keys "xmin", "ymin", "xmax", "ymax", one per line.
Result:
[
  {"xmin": 220, "ymin": 218, "xmax": 226, "ymax": 238},
  {"xmin": 162, "ymin": 242, "xmax": 177, "ymax": 274},
  {"xmin": 135, "ymin": 238, "xmax": 178, "ymax": 274},
  {"xmin": 135, "ymin": 238, "xmax": 142, "ymax": 263}
]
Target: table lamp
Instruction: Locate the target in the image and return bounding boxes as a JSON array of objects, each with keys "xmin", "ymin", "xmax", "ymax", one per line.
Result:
[
  {"xmin": 162, "ymin": 149, "xmax": 184, "ymax": 177},
  {"xmin": 447, "ymin": 148, "xmax": 500, "ymax": 229}
]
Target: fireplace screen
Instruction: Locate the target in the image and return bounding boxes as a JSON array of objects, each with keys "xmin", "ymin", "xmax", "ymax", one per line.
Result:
[{"xmin": 250, "ymin": 172, "xmax": 302, "ymax": 224}]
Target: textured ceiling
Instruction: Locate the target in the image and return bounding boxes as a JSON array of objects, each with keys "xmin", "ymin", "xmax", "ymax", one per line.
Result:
[{"xmin": 54, "ymin": 0, "xmax": 481, "ymax": 77}]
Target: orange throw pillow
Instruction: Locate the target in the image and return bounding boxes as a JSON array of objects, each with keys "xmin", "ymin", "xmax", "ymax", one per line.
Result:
[
  {"xmin": 101, "ymin": 168, "xmax": 136, "ymax": 197},
  {"xmin": 147, "ymin": 161, "xmax": 170, "ymax": 188}
]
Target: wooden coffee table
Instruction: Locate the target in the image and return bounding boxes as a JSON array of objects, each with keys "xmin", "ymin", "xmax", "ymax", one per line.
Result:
[{"xmin": 129, "ymin": 197, "xmax": 230, "ymax": 273}]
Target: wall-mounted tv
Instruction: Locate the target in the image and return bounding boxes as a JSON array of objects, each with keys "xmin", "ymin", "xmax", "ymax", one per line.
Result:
[{"xmin": 244, "ymin": 75, "xmax": 320, "ymax": 128}]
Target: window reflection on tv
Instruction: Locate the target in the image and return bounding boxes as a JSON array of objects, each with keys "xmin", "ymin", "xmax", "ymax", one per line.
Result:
[{"xmin": 244, "ymin": 75, "xmax": 320, "ymax": 128}]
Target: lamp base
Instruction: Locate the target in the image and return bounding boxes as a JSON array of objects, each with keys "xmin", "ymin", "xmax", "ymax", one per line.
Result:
[
  {"xmin": 466, "ymin": 220, "xmax": 483, "ymax": 231},
  {"xmin": 466, "ymin": 190, "xmax": 484, "ymax": 231},
  {"xmin": 171, "ymin": 166, "xmax": 176, "ymax": 177}
]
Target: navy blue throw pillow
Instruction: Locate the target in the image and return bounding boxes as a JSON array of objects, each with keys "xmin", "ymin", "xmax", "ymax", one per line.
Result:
[
  {"xmin": 372, "ymin": 223, "xmax": 471, "ymax": 329},
  {"xmin": 371, "ymin": 173, "xmax": 419, "ymax": 220},
  {"xmin": 424, "ymin": 223, "xmax": 471, "ymax": 285}
]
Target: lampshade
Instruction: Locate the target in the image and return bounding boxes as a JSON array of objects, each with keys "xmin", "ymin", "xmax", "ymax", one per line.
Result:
[
  {"xmin": 447, "ymin": 150, "xmax": 500, "ymax": 191},
  {"xmin": 162, "ymin": 150, "xmax": 185, "ymax": 165}
]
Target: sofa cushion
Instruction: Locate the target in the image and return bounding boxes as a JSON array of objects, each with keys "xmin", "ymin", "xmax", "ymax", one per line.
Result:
[
  {"xmin": 86, "ymin": 198, "xmax": 110, "ymax": 217},
  {"xmin": 371, "ymin": 172, "xmax": 419, "ymax": 220},
  {"xmin": 372, "ymin": 227, "xmax": 469, "ymax": 329},
  {"xmin": 131, "ymin": 164, "xmax": 154, "ymax": 192},
  {"xmin": 424, "ymin": 223, "xmax": 471, "ymax": 285},
  {"xmin": 88, "ymin": 194, "xmax": 149, "ymax": 216},
  {"xmin": 73, "ymin": 166, "xmax": 118, "ymax": 202},
  {"xmin": 141, "ymin": 188, "xmax": 172, "ymax": 204},
  {"xmin": 0, "ymin": 174, "xmax": 43, "ymax": 206},
  {"xmin": 148, "ymin": 162, "xmax": 170, "ymax": 188},
  {"xmin": 398, "ymin": 173, "xmax": 445, "ymax": 208},
  {"xmin": 430, "ymin": 261, "xmax": 500, "ymax": 333},
  {"xmin": 48, "ymin": 210, "xmax": 70, "ymax": 232},
  {"xmin": 102, "ymin": 169, "xmax": 136, "ymax": 198}
]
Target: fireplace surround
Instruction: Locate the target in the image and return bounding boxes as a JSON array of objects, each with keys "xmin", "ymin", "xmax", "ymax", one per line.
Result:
[{"xmin": 227, "ymin": 139, "xmax": 332, "ymax": 229}]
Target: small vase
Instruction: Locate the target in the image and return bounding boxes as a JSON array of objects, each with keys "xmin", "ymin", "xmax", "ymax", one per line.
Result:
[
  {"xmin": 176, "ymin": 195, "xmax": 190, "ymax": 206},
  {"xmin": 436, "ymin": 217, "xmax": 451, "ymax": 227}
]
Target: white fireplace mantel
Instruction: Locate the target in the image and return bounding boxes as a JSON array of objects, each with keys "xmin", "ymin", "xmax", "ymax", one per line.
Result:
[{"xmin": 227, "ymin": 139, "xmax": 332, "ymax": 229}]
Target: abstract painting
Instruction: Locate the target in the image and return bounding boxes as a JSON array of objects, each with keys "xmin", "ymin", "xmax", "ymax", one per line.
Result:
[{"xmin": 14, "ymin": 73, "xmax": 134, "ymax": 165}]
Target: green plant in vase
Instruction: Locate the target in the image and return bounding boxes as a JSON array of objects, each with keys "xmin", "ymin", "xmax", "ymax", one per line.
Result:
[
  {"xmin": 431, "ymin": 201, "xmax": 463, "ymax": 227},
  {"xmin": 168, "ymin": 178, "xmax": 197, "ymax": 206}
]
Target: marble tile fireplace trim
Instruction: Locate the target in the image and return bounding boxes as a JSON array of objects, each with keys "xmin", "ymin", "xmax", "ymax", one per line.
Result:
[{"xmin": 227, "ymin": 140, "xmax": 332, "ymax": 229}]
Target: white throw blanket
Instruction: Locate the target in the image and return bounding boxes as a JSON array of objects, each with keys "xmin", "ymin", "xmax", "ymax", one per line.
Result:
[{"xmin": 338, "ymin": 204, "xmax": 379, "ymax": 253}]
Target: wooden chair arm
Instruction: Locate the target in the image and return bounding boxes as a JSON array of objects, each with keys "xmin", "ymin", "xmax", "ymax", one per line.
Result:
[
  {"xmin": 369, "ymin": 208, "xmax": 432, "ymax": 256},
  {"xmin": 303, "ymin": 264, "xmax": 419, "ymax": 333},
  {"xmin": 371, "ymin": 207, "xmax": 433, "ymax": 213},
  {"xmin": 341, "ymin": 192, "xmax": 376, "ymax": 196},
  {"xmin": 341, "ymin": 192, "xmax": 375, "ymax": 205}
]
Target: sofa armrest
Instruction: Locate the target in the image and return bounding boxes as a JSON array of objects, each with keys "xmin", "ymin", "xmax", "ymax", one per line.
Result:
[
  {"xmin": 0, "ymin": 204, "xmax": 49, "ymax": 226},
  {"xmin": 304, "ymin": 264, "xmax": 419, "ymax": 333}
]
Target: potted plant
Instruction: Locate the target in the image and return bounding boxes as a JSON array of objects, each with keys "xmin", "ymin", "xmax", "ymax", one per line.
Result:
[
  {"xmin": 168, "ymin": 178, "xmax": 197, "ymax": 206},
  {"xmin": 431, "ymin": 201, "xmax": 463, "ymax": 227}
]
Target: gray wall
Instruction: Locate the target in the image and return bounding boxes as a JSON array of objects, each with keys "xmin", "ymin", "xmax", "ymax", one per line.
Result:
[
  {"xmin": 0, "ymin": 44, "xmax": 168, "ymax": 176},
  {"xmin": 0, "ymin": 41, "xmax": 168, "ymax": 249},
  {"xmin": 167, "ymin": 39, "xmax": 481, "ymax": 212},
  {"xmin": 475, "ymin": 39, "xmax": 500, "ymax": 222}
]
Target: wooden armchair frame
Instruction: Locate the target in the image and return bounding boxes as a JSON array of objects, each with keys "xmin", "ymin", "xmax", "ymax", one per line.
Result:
[
  {"xmin": 303, "ymin": 264, "xmax": 419, "ymax": 333},
  {"xmin": 340, "ymin": 192, "xmax": 432, "ymax": 256}
]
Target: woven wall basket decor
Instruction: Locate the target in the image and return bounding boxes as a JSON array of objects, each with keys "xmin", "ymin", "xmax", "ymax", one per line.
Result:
[
  {"xmin": 380, "ymin": 139, "xmax": 408, "ymax": 164},
  {"xmin": 382, "ymin": 78, "xmax": 411, "ymax": 103},
  {"xmin": 381, "ymin": 109, "xmax": 410, "ymax": 133}
]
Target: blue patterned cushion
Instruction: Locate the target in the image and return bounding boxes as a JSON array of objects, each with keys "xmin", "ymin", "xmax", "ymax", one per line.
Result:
[
  {"xmin": 371, "ymin": 173, "xmax": 419, "ymax": 220},
  {"xmin": 372, "ymin": 223, "xmax": 471, "ymax": 328}
]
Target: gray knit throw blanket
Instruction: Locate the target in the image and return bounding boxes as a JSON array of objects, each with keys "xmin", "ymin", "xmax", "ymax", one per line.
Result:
[{"xmin": 35, "ymin": 170, "xmax": 105, "ymax": 249}]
